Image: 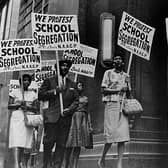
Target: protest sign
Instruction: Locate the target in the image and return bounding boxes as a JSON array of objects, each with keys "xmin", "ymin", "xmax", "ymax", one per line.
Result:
[
  {"xmin": 9, "ymin": 79, "xmax": 38, "ymax": 94},
  {"xmin": 0, "ymin": 39, "xmax": 41, "ymax": 72},
  {"xmin": 63, "ymin": 44, "xmax": 98, "ymax": 78},
  {"xmin": 166, "ymin": 18, "xmax": 168, "ymax": 44},
  {"xmin": 31, "ymin": 13, "xmax": 80, "ymax": 50},
  {"xmin": 34, "ymin": 60, "xmax": 56, "ymax": 88},
  {"xmin": 118, "ymin": 11, "xmax": 155, "ymax": 60}
]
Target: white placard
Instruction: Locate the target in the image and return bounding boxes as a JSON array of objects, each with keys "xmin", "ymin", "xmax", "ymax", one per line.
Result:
[
  {"xmin": 34, "ymin": 60, "xmax": 56, "ymax": 88},
  {"xmin": 118, "ymin": 11, "xmax": 155, "ymax": 60},
  {"xmin": 63, "ymin": 44, "xmax": 98, "ymax": 78},
  {"xmin": 9, "ymin": 79, "xmax": 38, "ymax": 94},
  {"xmin": 0, "ymin": 39, "xmax": 41, "ymax": 72},
  {"xmin": 31, "ymin": 13, "xmax": 80, "ymax": 50}
]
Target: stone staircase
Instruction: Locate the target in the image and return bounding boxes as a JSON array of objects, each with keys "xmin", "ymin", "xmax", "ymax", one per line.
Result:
[{"xmin": 78, "ymin": 132, "xmax": 168, "ymax": 168}]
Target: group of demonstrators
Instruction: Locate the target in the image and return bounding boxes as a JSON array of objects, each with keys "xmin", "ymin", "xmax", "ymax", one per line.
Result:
[
  {"xmin": 5, "ymin": 10, "xmax": 155, "ymax": 168},
  {"xmin": 8, "ymin": 54, "xmax": 131, "ymax": 168},
  {"xmin": 8, "ymin": 57, "xmax": 94, "ymax": 168}
]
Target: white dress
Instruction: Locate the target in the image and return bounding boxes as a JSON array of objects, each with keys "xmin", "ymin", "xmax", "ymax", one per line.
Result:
[
  {"xmin": 9, "ymin": 88, "xmax": 37, "ymax": 149},
  {"xmin": 101, "ymin": 69, "xmax": 130, "ymax": 143}
]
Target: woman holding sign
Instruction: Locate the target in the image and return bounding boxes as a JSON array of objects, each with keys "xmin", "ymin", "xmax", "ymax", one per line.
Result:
[
  {"xmin": 8, "ymin": 74, "xmax": 39, "ymax": 168},
  {"xmin": 98, "ymin": 55, "xmax": 131, "ymax": 168}
]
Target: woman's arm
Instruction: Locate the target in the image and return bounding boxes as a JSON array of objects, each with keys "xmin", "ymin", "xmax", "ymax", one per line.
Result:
[
  {"xmin": 24, "ymin": 99, "xmax": 40, "ymax": 113},
  {"xmin": 8, "ymin": 96, "xmax": 21, "ymax": 110},
  {"xmin": 63, "ymin": 97, "xmax": 79, "ymax": 116},
  {"xmin": 101, "ymin": 87, "xmax": 121, "ymax": 95}
]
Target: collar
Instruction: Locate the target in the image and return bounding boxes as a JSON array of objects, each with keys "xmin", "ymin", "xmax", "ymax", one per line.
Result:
[{"xmin": 114, "ymin": 68, "xmax": 124, "ymax": 75}]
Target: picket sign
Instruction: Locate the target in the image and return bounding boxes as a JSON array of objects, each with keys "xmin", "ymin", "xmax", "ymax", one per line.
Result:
[
  {"xmin": 34, "ymin": 60, "xmax": 56, "ymax": 88},
  {"xmin": 118, "ymin": 11, "xmax": 155, "ymax": 112},
  {"xmin": 0, "ymin": 38, "xmax": 41, "ymax": 101},
  {"xmin": 118, "ymin": 11, "xmax": 155, "ymax": 60},
  {"xmin": 31, "ymin": 13, "xmax": 80, "ymax": 50},
  {"xmin": 31, "ymin": 12, "xmax": 80, "ymax": 115},
  {"xmin": 0, "ymin": 39, "xmax": 41, "ymax": 72},
  {"xmin": 20, "ymin": 73, "xmax": 25, "ymax": 101},
  {"xmin": 63, "ymin": 44, "xmax": 98, "ymax": 84},
  {"xmin": 63, "ymin": 44, "xmax": 98, "ymax": 78},
  {"xmin": 55, "ymin": 51, "xmax": 64, "ymax": 115},
  {"xmin": 74, "ymin": 73, "xmax": 78, "ymax": 82}
]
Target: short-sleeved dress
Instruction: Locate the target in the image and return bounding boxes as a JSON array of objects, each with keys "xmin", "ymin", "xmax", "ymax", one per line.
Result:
[
  {"xmin": 9, "ymin": 88, "xmax": 37, "ymax": 149},
  {"xmin": 101, "ymin": 69, "xmax": 130, "ymax": 143}
]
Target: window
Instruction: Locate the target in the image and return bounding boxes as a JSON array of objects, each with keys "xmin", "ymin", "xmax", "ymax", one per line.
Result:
[
  {"xmin": 100, "ymin": 13, "xmax": 115, "ymax": 68},
  {"xmin": 17, "ymin": 0, "xmax": 48, "ymax": 36},
  {"xmin": 0, "ymin": 4, "xmax": 7, "ymax": 40}
]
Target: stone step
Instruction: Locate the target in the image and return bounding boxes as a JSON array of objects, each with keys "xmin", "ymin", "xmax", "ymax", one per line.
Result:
[
  {"xmin": 79, "ymin": 156, "xmax": 168, "ymax": 168},
  {"xmin": 3, "ymin": 136, "xmax": 168, "ymax": 168}
]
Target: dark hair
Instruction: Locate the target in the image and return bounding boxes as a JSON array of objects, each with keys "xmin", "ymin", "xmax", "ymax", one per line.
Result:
[
  {"xmin": 55, "ymin": 59, "xmax": 72, "ymax": 70},
  {"xmin": 19, "ymin": 74, "xmax": 32, "ymax": 85},
  {"xmin": 113, "ymin": 55, "xmax": 124, "ymax": 61}
]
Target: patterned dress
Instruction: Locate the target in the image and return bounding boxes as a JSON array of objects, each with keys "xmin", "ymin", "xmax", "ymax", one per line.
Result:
[
  {"xmin": 101, "ymin": 69, "xmax": 130, "ymax": 143},
  {"xmin": 9, "ymin": 88, "xmax": 37, "ymax": 148},
  {"xmin": 66, "ymin": 95, "xmax": 91, "ymax": 147}
]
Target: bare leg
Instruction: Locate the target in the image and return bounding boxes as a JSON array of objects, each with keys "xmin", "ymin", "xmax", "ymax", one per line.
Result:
[
  {"xmin": 71, "ymin": 147, "xmax": 81, "ymax": 168},
  {"xmin": 23, "ymin": 153, "xmax": 30, "ymax": 168},
  {"xmin": 13, "ymin": 147, "xmax": 24, "ymax": 168},
  {"xmin": 63, "ymin": 147, "xmax": 73, "ymax": 168},
  {"xmin": 30, "ymin": 155, "xmax": 36, "ymax": 168},
  {"xmin": 98, "ymin": 143, "xmax": 112, "ymax": 168},
  {"xmin": 117, "ymin": 142, "xmax": 125, "ymax": 168}
]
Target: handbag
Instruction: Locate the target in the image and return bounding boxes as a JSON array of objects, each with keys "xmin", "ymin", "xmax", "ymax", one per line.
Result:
[
  {"xmin": 85, "ymin": 113, "xmax": 93, "ymax": 149},
  {"xmin": 123, "ymin": 99, "xmax": 143, "ymax": 115},
  {"xmin": 85, "ymin": 132, "xmax": 93, "ymax": 149},
  {"xmin": 24, "ymin": 113, "xmax": 43, "ymax": 127}
]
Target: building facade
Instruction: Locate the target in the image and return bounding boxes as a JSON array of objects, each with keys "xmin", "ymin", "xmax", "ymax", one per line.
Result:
[
  {"xmin": 0, "ymin": 0, "xmax": 21, "ymax": 167},
  {"xmin": 0, "ymin": 0, "xmax": 21, "ymax": 142},
  {"xmin": 1, "ymin": 0, "xmax": 168, "ymax": 168}
]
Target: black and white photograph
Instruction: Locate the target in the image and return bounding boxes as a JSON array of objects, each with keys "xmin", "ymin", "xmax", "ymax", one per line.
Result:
[{"xmin": 0, "ymin": 0, "xmax": 168, "ymax": 168}]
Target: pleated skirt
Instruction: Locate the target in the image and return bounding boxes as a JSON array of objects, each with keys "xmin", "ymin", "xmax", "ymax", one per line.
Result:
[{"xmin": 66, "ymin": 112, "xmax": 91, "ymax": 147}]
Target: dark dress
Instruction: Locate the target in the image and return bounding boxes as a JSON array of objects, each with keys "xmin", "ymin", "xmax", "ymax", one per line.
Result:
[{"xmin": 66, "ymin": 96, "xmax": 92, "ymax": 147}]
